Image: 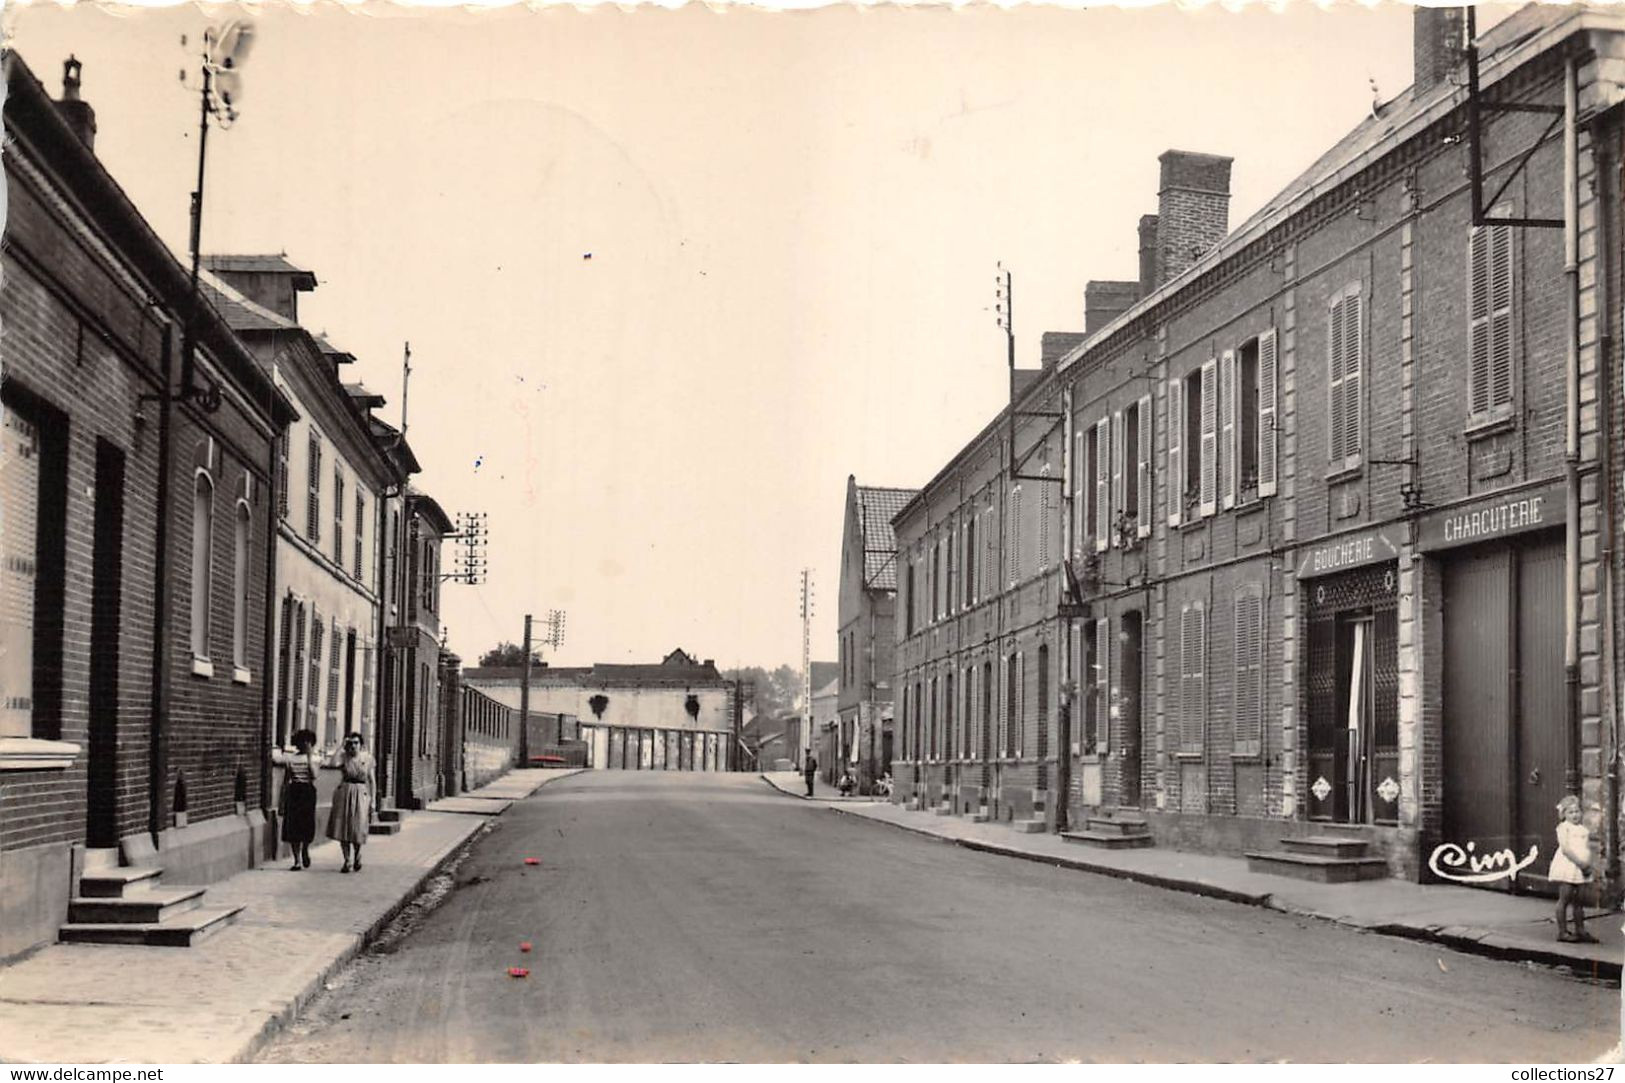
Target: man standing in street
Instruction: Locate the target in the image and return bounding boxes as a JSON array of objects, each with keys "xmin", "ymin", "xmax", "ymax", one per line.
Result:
[{"xmin": 803, "ymin": 754, "xmax": 818, "ymax": 797}]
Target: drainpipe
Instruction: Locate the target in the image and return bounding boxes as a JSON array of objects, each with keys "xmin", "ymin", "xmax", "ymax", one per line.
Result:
[
  {"xmin": 1600, "ymin": 127, "xmax": 1622, "ymax": 890},
  {"xmin": 1057, "ymin": 380, "xmax": 1075, "ymax": 833},
  {"xmin": 260, "ymin": 417, "xmax": 279, "ymax": 824},
  {"xmin": 148, "ymin": 323, "xmax": 175, "ymax": 844},
  {"xmin": 1564, "ymin": 57, "xmax": 1582, "ymax": 800}
]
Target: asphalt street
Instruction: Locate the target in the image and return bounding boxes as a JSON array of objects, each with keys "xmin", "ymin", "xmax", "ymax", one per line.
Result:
[{"xmin": 256, "ymin": 771, "xmax": 1617, "ymax": 1063}]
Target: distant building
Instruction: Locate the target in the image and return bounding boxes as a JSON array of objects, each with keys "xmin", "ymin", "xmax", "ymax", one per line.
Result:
[
  {"xmin": 465, "ymin": 648, "xmax": 734, "ymax": 771},
  {"xmin": 836, "ymin": 477, "xmax": 914, "ymax": 792}
]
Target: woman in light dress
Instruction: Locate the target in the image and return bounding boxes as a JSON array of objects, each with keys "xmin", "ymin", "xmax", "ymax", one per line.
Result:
[{"xmin": 326, "ymin": 731, "xmax": 376, "ymax": 873}]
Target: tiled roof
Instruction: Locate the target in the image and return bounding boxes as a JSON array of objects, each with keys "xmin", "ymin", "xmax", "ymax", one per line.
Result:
[
  {"xmin": 198, "ymin": 271, "xmax": 296, "ymax": 333},
  {"xmin": 202, "ymin": 253, "xmax": 317, "ymax": 290},
  {"xmin": 315, "ymin": 333, "xmax": 355, "ymax": 364},
  {"xmin": 855, "ymin": 484, "xmax": 916, "ymax": 591},
  {"xmin": 463, "ymin": 660, "xmax": 727, "ymax": 685}
]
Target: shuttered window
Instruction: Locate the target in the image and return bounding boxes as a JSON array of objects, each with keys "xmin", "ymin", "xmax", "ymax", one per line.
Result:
[
  {"xmin": 1038, "ymin": 468, "xmax": 1051, "ymax": 570},
  {"xmin": 1166, "ymin": 378, "xmax": 1184, "ymax": 527},
  {"xmin": 1110, "ymin": 411, "xmax": 1125, "ymax": 547},
  {"xmin": 1074, "ymin": 428, "xmax": 1086, "ymax": 557},
  {"xmin": 1199, "ymin": 358, "xmax": 1218, "ymax": 516},
  {"xmin": 1094, "ymin": 419, "xmax": 1109, "ymax": 551},
  {"xmin": 326, "ymin": 618, "xmax": 342, "ymax": 744},
  {"xmin": 306, "ymin": 432, "xmax": 322, "ymax": 543},
  {"xmin": 1329, "ymin": 288, "xmax": 1364, "ymax": 467},
  {"xmin": 333, "ymin": 469, "xmax": 345, "ymax": 565},
  {"xmin": 1234, "ymin": 588, "xmax": 1264, "ymax": 757},
  {"xmin": 964, "ymin": 516, "xmax": 976, "ymax": 606},
  {"xmin": 307, "ymin": 609, "xmax": 324, "ymax": 735},
  {"xmin": 1258, "ymin": 329, "xmax": 1279, "ymax": 496},
  {"xmin": 982, "ymin": 508, "xmax": 995, "ymax": 602},
  {"xmin": 1469, "ymin": 220, "xmax": 1514, "ymax": 420},
  {"xmin": 1220, "ymin": 349, "xmax": 1237, "ymax": 510},
  {"xmin": 1179, "ymin": 602, "xmax": 1206, "ymax": 754},
  {"xmin": 1135, "ymin": 393, "xmax": 1152, "ymax": 536},
  {"xmin": 275, "ymin": 430, "xmax": 290, "ymax": 519},
  {"xmin": 1009, "ymin": 485, "xmax": 1023, "ymax": 586},
  {"xmin": 354, "ymin": 492, "xmax": 366, "ymax": 580}
]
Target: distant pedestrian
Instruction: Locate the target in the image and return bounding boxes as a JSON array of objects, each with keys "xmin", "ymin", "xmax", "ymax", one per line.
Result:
[
  {"xmin": 803, "ymin": 755, "xmax": 818, "ymax": 797},
  {"xmin": 326, "ymin": 731, "xmax": 376, "ymax": 873},
  {"xmin": 272, "ymin": 729, "xmax": 320, "ymax": 870},
  {"xmin": 1550, "ymin": 795, "xmax": 1597, "ymax": 943}
]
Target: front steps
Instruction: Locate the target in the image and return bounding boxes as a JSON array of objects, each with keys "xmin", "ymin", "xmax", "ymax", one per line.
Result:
[
  {"xmin": 59, "ymin": 851, "xmax": 242, "ymax": 946},
  {"xmin": 1246, "ymin": 835, "xmax": 1388, "ymax": 883},
  {"xmin": 1062, "ymin": 811, "xmax": 1154, "ymax": 850}
]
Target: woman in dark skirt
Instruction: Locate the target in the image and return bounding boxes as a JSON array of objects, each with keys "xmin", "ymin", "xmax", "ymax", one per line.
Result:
[{"xmin": 272, "ymin": 729, "xmax": 320, "ymax": 870}]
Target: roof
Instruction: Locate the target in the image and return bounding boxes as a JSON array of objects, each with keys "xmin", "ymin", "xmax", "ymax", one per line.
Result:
[
  {"xmin": 2, "ymin": 53, "xmax": 297, "ymax": 430},
  {"xmin": 369, "ymin": 416, "xmax": 421, "ymax": 475},
  {"xmin": 407, "ymin": 488, "xmax": 454, "ymax": 535},
  {"xmin": 201, "ymin": 253, "xmax": 317, "ymax": 290},
  {"xmin": 344, "ymin": 383, "xmax": 386, "ymax": 409},
  {"xmin": 812, "ymin": 678, "xmax": 839, "ymax": 700},
  {"xmin": 464, "ymin": 655, "xmax": 727, "ymax": 686},
  {"xmin": 895, "ymin": 367, "xmax": 1049, "ymax": 524},
  {"xmin": 854, "ymin": 483, "xmax": 917, "ymax": 591},
  {"xmin": 1058, "ymin": 3, "xmax": 1610, "ymax": 378},
  {"xmin": 315, "ymin": 333, "xmax": 356, "ymax": 364},
  {"xmin": 199, "ymin": 271, "xmax": 298, "ymax": 334}
]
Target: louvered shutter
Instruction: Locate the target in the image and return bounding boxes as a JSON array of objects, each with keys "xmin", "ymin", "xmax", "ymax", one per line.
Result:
[
  {"xmin": 1470, "ymin": 224, "xmax": 1514, "ymax": 417},
  {"xmin": 326, "ymin": 619, "xmax": 341, "ymax": 733},
  {"xmin": 1167, "ymin": 379, "xmax": 1183, "ymax": 526},
  {"xmin": 1200, "ymin": 360, "xmax": 1217, "ymax": 516},
  {"xmin": 983, "ymin": 509, "xmax": 994, "ymax": 601},
  {"xmin": 276, "ymin": 431, "xmax": 290, "ymax": 519},
  {"xmin": 1220, "ymin": 350, "xmax": 1237, "ymax": 510},
  {"xmin": 1010, "ymin": 487, "xmax": 1022, "ymax": 586},
  {"xmin": 1016, "ymin": 652, "xmax": 1025, "ymax": 757},
  {"xmin": 1234, "ymin": 590, "xmax": 1263, "ymax": 757},
  {"xmin": 1073, "ymin": 429, "xmax": 1085, "ymax": 557},
  {"xmin": 1257, "ymin": 329, "xmax": 1279, "ymax": 497},
  {"xmin": 307, "ymin": 609, "xmax": 324, "ymax": 734},
  {"xmin": 1110, "ymin": 411, "xmax": 1125, "ymax": 547},
  {"xmin": 1136, "ymin": 394, "xmax": 1153, "ymax": 536},
  {"xmin": 1095, "ymin": 420, "xmax": 1109, "ymax": 552},
  {"xmin": 1330, "ymin": 297, "xmax": 1347, "ymax": 462},
  {"xmin": 1489, "ymin": 226, "xmax": 1512, "ymax": 410},
  {"xmin": 1469, "ymin": 227, "xmax": 1491, "ymax": 415},
  {"xmin": 1344, "ymin": 294, "xmax": 1362, "ymax": 462},
  {"xmin": 1096, "ymin": 616, "xmax": 1110, "ymax": 755},
  {"xmin": 290, "ymin": 600, "xmax": 307, "ymax": 734},
  {"xmin": 1038, "ymin": 477, "xmax": 1050, "ymax": 570}
]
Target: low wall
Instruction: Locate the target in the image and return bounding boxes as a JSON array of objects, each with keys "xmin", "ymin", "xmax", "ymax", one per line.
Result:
[{"xmin": 0, "ymin": 841, "xmax": 73, "ymax": 962}]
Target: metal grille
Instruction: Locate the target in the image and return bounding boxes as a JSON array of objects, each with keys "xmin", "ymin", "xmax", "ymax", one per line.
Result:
[
  {"xmin": 1371, "ymin": 607, "xmax": 1400, "ymax": 824},
  {"xmin": 1305, "ymin": 562, "xmax": 1396, "ymax": 614}
]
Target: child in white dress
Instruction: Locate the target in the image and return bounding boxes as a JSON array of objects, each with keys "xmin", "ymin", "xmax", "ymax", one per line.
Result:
[{"xmin": 1549, "ymin": 795, "xmax": 1597, "ymax": 944}]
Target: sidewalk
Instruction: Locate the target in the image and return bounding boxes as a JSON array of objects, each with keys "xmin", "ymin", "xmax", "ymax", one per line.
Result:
[
  {"xmin": 760, "ymin": 773, "xmax": 1621, "ymax": 981},
  {"xmin": 0, "ymin": 768, "xmax": 583, "ymax": 1064},
  {"xmin": 761, "ymin": 769, "xmax": 887, "ymax": 803}
]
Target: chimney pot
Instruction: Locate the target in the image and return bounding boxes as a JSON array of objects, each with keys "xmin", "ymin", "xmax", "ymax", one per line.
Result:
[
  {"xmin": 1156, "ymin": 150, "xmax": 1232, "ymax": 287},
  {"xmin": 55, "ymin": 55, "xmax": 97, "ymax": 151}
]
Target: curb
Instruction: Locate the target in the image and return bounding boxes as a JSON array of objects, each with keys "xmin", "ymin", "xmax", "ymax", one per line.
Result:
[
  {"xmin": 782, "ymin": 783, "xmax": 1620, "ymax": 982},
  {"xmin": 234, "ymin": 766, "xmax": 576, "ymax": 1063}
]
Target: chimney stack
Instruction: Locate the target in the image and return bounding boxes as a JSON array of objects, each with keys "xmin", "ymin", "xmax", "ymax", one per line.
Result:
[
  {"xmin": 1137, "ymin": 215, "xmax": 1160, "ymax": 298},
  {"xmin": 55, "ymin": 56, "xmax": 96, "ymax": 151},
  {"xmin": 1157, "ymin": 150, "xmax": 1232, "ymax": 287},
  {"xmin": 1414, "ymin": 6, "xmax": 1466, "ymax": 97},
  {"xmin": 1084, "ymin": 280, "xmax": 1140, "ymax": 335}
]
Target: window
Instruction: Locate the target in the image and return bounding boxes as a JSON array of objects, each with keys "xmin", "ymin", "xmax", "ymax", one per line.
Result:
[
  {"xmin": 233, "ymin": 502, "xmax": 250, "ymax": 671},
  {"xmin": 1166, "ymin": 378, "xmax": 1183, "ymax": 527},
  {"xmin": 1004, "ymin": 654, "xmax": 1016, "ymax": 757},
  {"xmin": 1036, "ymin": 644, "xmax": 1049, "ymax": 763},
  {"xmin": 307, "ymin": 609, "xmax": 324, "ymax": 734},
  {"xmin": 905, "ymin": 564, "xmax": 916, "ymax": 636},
  {"xmin": 275, "ymin": 429, "xmax": 290, "ymax": 519},
  {"xmin": 1008, "ymin": 485, "xmax": 1023, "ymax": 586},
  {"xmin": 333, "ymin": 469, "xmax": 345, "ymax": 565},
  {"xmin": 1469, "ymin": 219, "xmax": 1513, "ymax": 422},
  {"xmin": 932, "ymin": 537, "xmax": 942, "ymax": 622},
  {"xmin": 1179, "ymin": 602, "xmax": 1207, "ymax": 754},
  {"xmin": 944, "ymin": 672, "xmax": 955, "ymax": 759},
  {"xmin": 1133, "ymin": 395, "xmax": 1152, "ymax": 536},
  {"xmin": 326, "ymin": 618, "xmax": 341, "ymax": 745},
  {"xmin": 1074, "ymin": 426, "xmax": 1087, "ymax": 558},
  {"xmin": 1258, "ymin": 330, "xmax": 1279, "ymax": 497},
  {"xmin": 963, "ymin": 667, "xmax": 974, "ymax": 763},
  {"xmin": 1093, "ymin": 419, "xmax": 1108, "ymax": 552},
  {"xmin": 1328, "ymin": 286, "xmax": 1364, "ymax": 469},
  {"xmin": 306, "ymin": 432, "xmax": 323, "ymax": 544},
  {"xmin": 980, "ymin": 660, "xmax": 992, "ymax": 761},
  {"xmin": 1234, "ymin": 587, "xmax": 1265, "ymax": 757},
  {"xmin": 1199, "ymin": 358, "xmax": 1218, "ymax": 516},
  {"xmin": 981, "ymin": 506, "xmax": 995, "ymax": 599},
  {"xmin": 1237, "ymin": 340, "xmax": 1260, "ymax": 497},
  {"xmin": 964, "ymin": 515, "xmax": 976, "ymax": 606},
  {"xmin": 190, "ymin": 471, "xmax": 214, "ymax": 663},
  {"xmin": 1038, "ymin": 466, "xmax": 1052, "ymax": 569},
  {"xmin": 354, "ymin": 492, "xmax": 366, "ymax": 580},
  {"xmin": 1083, "ymin": 619, "xmax": 1111, "ymax": 755},
  {"xmin": 1123, "ymin": 404, "xmax": 1140, "ymax": 535},
  {"xmin": 0, "ymin": 392, "xmax": 67, "ymax": 742}
]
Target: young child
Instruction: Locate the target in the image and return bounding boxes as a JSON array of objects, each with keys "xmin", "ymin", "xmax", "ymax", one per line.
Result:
[{"xmin": 1549, "ymin": 795, "xmax": 1598, "ymax": 944}]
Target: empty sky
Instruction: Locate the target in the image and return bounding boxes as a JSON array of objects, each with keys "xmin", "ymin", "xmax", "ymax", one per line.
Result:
[{"xmin": 5, "ymin": 1, "xmax": 1513, "ymax": 671}]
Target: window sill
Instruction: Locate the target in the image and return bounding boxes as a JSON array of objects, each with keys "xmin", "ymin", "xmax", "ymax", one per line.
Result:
[
  {"xmin": 1326, "ymin": 461, "xmax": 1363, "ymax": 485},
  {"xmin": 0, "ymin": 737, "xmax": 80, "ymax": 771},
  {"xmin": 191, "ymin": 657, "xmax": 214, "ymax": 679},
  {"xmin": 233, "ymin": 666, "xmax": 252, "ymax": 685},
  {"xmin": 1175, "ymin": 750, "xmax": 1204, "ymax": 762},
  {"xmin": 1230, "ymin": 750, "xmax": 1264, "ymax": 764},
  {"xmin": 1464, "ymin": 410, "xmax": 1516, "ymax": 441}
]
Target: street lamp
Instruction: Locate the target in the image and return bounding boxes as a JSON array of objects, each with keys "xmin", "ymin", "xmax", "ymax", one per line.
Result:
[{"xmin": 177, "ymin": 19, "xmax": 255, "ymax": 411}]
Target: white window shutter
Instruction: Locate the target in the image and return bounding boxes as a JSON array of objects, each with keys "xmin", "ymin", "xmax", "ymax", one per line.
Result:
[
  {"xmin": 1073, "ymin": 430, "xmax": 1085, "ymax": 558},
  {"xmin": 1179, "ymin": 605, "xmax": 1194, "ymax": 752},
  {"xmin": 1038, "ymin": 472, "xmax": 1051, "ymax": 570},
  {"xmin": 1200, "ymin": 359, "xmax": 1218, "ymax": 517},
  {"xmin": 1257, "ymin": 329, "xmax": 1279, "ymax": 497},
  {"xmin": 1136, "ymin": 393, "xmax": 1153, "ymax": 536},
  {"xmin": 1490, "ymin": 226, "xmax": 1513, "ymax": 410},
  {"xmin": 1095, "ymin": 420, "xmax": 1109, "ymax": 552},
  {"xmin": 1220, "ymin": 349, "xmax": 1237, "ymax": 510},
  {"xmin": 1166, "ymin": 380, "xmax": 1183, "ymax": 527},
  {"xmin": 1111, "ymin": 410, "xmax": 1125, "ymax": 547},
  {"xmin": 1194, "ymin": 602, "xmax": 1207, "ymax": 750},
  {"xmin": 1016, "ymin": 652, "xmax": 1025, "ymax": 758},
  {"xmin": 1469, "ymin": 226, "xmax": 1491, "ymax": 416},
  {"xmin": 1010, "ymin": 487, "xmax": 1022, "ymax": 587},
  {"xmin": 1345, "ymin": 293, "xmax": 1363, "ymax": 464}
]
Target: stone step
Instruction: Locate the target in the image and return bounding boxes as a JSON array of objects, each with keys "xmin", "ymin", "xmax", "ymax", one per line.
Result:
[
  {"xmin": 933, "ymin": 805, "xmax": 955, "ymax": 816},
  {"xmin": 1281, "ymin": 835, "xmax": 1370, "ymax": 859},
  {"xmin": 968, "ymin": 810, "xmax": 991, "ymax": 823},
  {"xmin": 1245, "ymin": 851, "xmax": 1389, "ymax": 883},
  {"xmin": 82, "ymin": 847, "xmax": 122, "ymax": 873},
  {"xmin": 376, "ymin": 808, "xmax": 406, "ymax": 823},
  {"xmin": 1011, "ymin": 819, "xmax": 1047, "ymax": 834},
  {"xmin": 1085, "ymin": 817, "xmax": 1151, "ymax": 837},
  {"xmin": 77, "ymin": 866, "xmax": 164, "ymax": 899},
  {"xmin": 68, "ymin": 886, "xmax": 205, "ymax": 924},
  {"xmin": 1062, "ymin": 830, "xmax": 1155, "ymax": 850},
  {"xmin": 369, "ymin": 819, "xmax": 403, "ymax": 836},
  {"xmin": 59, "ymin": 904, "xmax": 243, "ymax": 947}
]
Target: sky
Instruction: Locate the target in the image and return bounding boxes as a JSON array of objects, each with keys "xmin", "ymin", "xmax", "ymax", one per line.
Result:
[{"xmin": 4, "ymin": 0, "xmax": 1518, "ymax": 672}]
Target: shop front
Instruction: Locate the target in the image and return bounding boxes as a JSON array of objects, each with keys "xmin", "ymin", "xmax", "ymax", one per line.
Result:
[{"xmin": 1421, "ymin": 479, "xmax": 1566, "ymax": 893}]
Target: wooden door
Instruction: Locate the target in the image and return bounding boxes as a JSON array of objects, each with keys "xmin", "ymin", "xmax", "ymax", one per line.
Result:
[
  {"xmin": 1442, "ymin": 547, "xmax": 1515, "ymax": 871},
  {"xmin": 1515, "ymin": 540, "xmax": 1566, "ymax": 887}
]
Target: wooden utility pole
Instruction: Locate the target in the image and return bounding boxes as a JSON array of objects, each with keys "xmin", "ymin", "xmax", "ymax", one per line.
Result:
[{"xmin": 520, "ymin": 613, "xmax": 533, "ymax": 766}]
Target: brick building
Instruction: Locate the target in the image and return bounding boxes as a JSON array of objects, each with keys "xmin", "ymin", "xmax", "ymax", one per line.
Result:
[
  {"xmin": 892, "ymin": 6, "xmax": 1625, "ymax": 896},
  {"xmin": 835, "ymin": 477, "xmax": 913, "ymax": 792},
  {"xmin": 387, "ymin": 489, "xmax": 452, "ymax": 807},
  {"xmin": 0, "ymin": 54, "xmax": 295, "ymax": 957}
]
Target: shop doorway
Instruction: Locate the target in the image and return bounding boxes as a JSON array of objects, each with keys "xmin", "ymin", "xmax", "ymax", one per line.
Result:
[
  {"xmin": 1119, "ymin": 611, "xmax": 1143, "ymax": 808},
  {"xmin": 1307, "ymin": 565, "xmax": 1399, "ymax": 824}
]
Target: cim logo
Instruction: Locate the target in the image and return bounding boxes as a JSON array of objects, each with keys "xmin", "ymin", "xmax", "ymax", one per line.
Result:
[{"xmin": 1427, "ymin": 840, "xmax": 1540, "ymax": 884}]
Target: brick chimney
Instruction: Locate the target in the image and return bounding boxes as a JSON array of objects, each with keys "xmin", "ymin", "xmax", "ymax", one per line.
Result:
[
  {"xmin": 55, "ymin": 56, "xmax": 96, "ymax": 151},
  {"xmin": 1084, "ymin": 280, "xmax": 1140, "ymax": 334},
  {"xmin": 1414, "ymin": 5, "xmax": 1466, "ymax": 97},
  {"xmin": 1156, "ymin": 150, "xmax": 1233, "ymax": 287},
  {"xmin": 1138, "ymin": 215, "xmax": 1160, "ymax": 298}
]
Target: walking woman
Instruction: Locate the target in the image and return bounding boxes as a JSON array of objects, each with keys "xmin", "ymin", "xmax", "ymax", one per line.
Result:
[
  {"xmin": 325, "ymin": 731, "xmax": 376, "ymax": 873},
  {"xmin": 272, "ymin": 729, "xmax": 320, "ymax": 870}
]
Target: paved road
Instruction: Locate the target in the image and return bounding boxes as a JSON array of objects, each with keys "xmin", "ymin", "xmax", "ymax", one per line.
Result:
[{"xmin": 257, "ymin": 772, "xmax": 1617, "ymax": 1063}]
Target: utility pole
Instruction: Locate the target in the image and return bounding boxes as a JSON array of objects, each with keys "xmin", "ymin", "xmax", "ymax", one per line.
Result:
[
  {"xmin": 799, "ymin": 569, "xmax": 813, "ymax": 768},
  {"xmin": 520, "ymin": 614, "xmax": 533, "ymax": 767}
]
